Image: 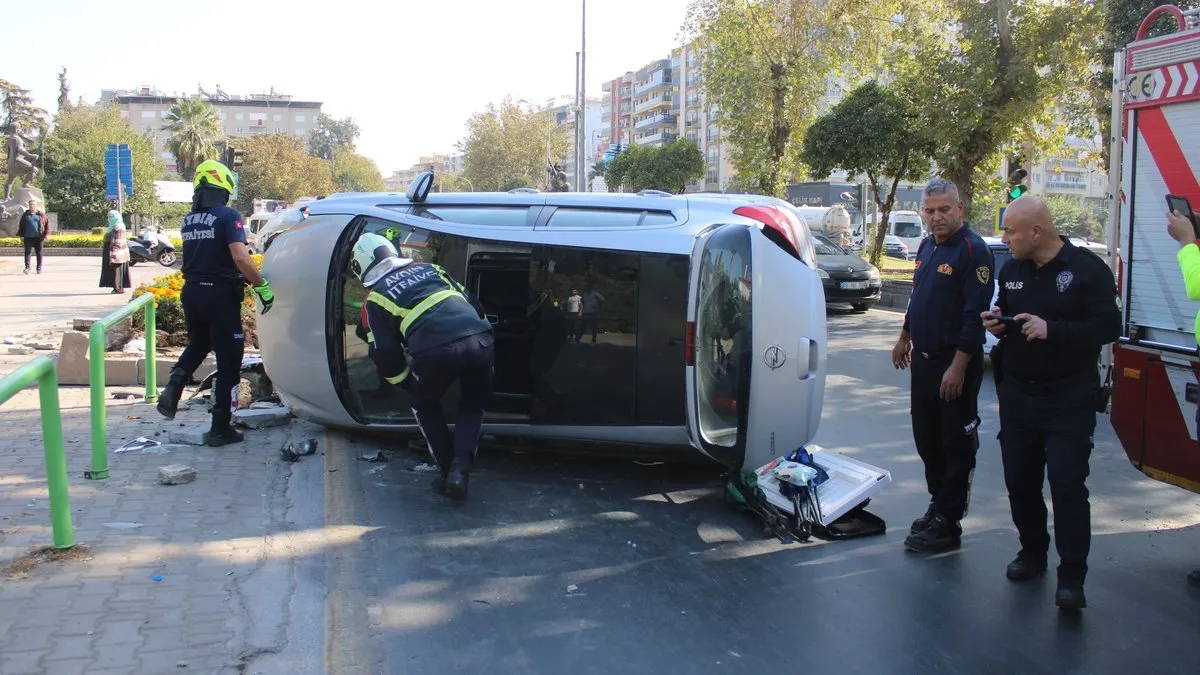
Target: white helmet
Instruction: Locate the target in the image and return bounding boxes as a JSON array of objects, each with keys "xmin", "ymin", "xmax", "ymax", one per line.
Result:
[{"xmin": 351, "ymin": 233, "xmax": 402, "ymax": 287}]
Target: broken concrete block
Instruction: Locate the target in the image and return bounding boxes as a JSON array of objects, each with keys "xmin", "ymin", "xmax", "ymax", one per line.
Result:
[
  {"xmin": 3, "ymin": 336, "xmax": 23, "ymax": 345},
  {"xmin": 55, "ymin": 330, "xmax": 141, "ymax": 386},
  {"xmin": 158, "ymin": 465, "xmax": 197, "ymax": 485},
  {"xmin": 232, "ymin": 408, "xmax": 291, "ymax": 429},
  {"xmin": 168, "ymin": 427, "xmax": 208, "ymax": 446},
  {"xmin": 25, "ymin": 341, "xmax": 55, "ymax": 351},
  {"xmin": 72, "ymin": 318, "xmax": 99, "ymax": 332},
  {"xmin": 249, "ymin": 402, "xmax": 284, "ymax": 410},
  {"xmin": 7, "ymin": 346, "xmax": 34, "ymax": 355}
]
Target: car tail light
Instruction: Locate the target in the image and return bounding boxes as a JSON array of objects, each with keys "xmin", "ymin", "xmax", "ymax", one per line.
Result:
[
  {"xmin": 685, "ymin": 321, "xmax": 695, "ymax": 366},
  {"xmin": 733, "ymin": 205, "xmax": 800, "ymax": 259}
]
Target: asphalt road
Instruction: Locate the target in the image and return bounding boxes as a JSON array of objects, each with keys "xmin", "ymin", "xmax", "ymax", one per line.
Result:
[{"xmin": 323, "ymin": 308, "xmax": 1200, "ymax": 675}]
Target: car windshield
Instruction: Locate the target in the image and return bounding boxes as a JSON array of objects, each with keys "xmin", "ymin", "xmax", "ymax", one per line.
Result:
[
  {"xmin": 992, "ymin": 246, "xmax": 1013, "ymax": 271},
  {"xmin": 893, "ymin": 221, "xmax": 923, "ymax": 238},
  {"xmin": 813, "ymin": 235, "xmax": 845, "ymax": 256}
]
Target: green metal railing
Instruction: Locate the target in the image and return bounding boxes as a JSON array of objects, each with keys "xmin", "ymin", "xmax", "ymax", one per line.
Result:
[
  {"xmin": 0, "ymin": 356, "xmax": 74, "ymax": 549},
  {"xmin": 87, "ymin": 293, "xmax": 157, "ymax": 480}
]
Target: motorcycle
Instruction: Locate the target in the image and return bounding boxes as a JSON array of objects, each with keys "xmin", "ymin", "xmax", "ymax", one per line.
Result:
[{"xmin": 128, "ymin": 226, "xmax": 177, "ymax": 267}]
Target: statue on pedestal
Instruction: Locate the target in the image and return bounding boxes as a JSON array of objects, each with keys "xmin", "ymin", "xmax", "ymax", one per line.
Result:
[{"xmin": 5, "ymin": 126, "xmax": 40, "ymax": 201}]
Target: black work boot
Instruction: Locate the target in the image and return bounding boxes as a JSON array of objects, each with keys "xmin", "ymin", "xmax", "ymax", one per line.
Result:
[
  {"xmin": 1006, "ymin": 550, "xmax": 1048, "ymax": 582},
  {"xmin": 1055, "ymin": 581, "xmax": 1087, "ymax": 611},
  {"xmin": 156, "ymin": 367, "xmax": 190, "ymax": 420},
  {"xmin": 204, "ymin": 408, "xmax": 244, "ymax": 447},
  {"xmin": 430, "ymin": 457, "xmax": 452, "ymax": 497},
  {"xmin": 444, "ymin": 456, "xmax": 471, "ymax": 502},
  {"xmin": 910, "ymin": 502, "xmax": 936, "ymax": 534},
  {"xmin": 903, "ymin": 513, "xmax": 961, "ymax": 553}
]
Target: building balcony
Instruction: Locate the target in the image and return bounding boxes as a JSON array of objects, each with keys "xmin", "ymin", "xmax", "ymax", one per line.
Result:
[
  {"xmin": 635, "ymin": 114, "xmax": 677, "ymax": 131},
  {"xmin": 634, "ymin": 78, "xmax": 674, "ymax": 97},
  {"xmin": 636, "ymin": 131, "xmax": 678, "ymax": 146},
  {"xmin": 634, "ymin": 95, "xmax": 674, "ymax": 114},
  {"xmin": 1046, "ymin": 180, "xmax": 1086, "ymax": 190},
  {"xmin": 602, "ymin": 112, "xmax": 611, "ymax": 123}
]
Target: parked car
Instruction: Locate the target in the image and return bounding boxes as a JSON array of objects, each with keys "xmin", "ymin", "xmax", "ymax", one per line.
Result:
[
  {"xmin": 813, "ymin": 233, "xmax": 882, "ymax": 312},
  {"xmin": 884, "ymin": 234, "xmax": 909, "ymax": 260},
  {"xmin": 982, "ymin": 236, "xmax": 1012, "ymax": 362}
]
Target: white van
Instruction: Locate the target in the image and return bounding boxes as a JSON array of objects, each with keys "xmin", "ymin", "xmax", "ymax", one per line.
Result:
[
  {"xmin": 861, "ymin": 210, "xmax": 925, "ymax": 259},
  {"xmin": 245, "ymin": 212, "xmax": 274, "ymax": 253}
]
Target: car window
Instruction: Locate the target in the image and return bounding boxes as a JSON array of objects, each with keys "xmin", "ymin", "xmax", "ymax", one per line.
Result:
[
  {"xmin": 893, "ymin": 221, "xmax": 923, "ymax": 238},
  {"xmin": 991, "ymin": 246, "xmax": 1013, "ymax": 272},
  {"xmin": 812, "ymin": 236, "xmax": 844, "ymax": 256},
  {"xmin": 408, "ymin": 205, "xmax": 532, "ymax": 227}
]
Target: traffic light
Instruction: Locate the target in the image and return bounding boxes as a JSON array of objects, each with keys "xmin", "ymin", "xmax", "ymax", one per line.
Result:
[
  {"xmin": 1007, "ymin": 168, "xmax": 1028, "ymax": 202},
  {"xmin": 230, "ymin": 147, "xmax": 245, "ymax": 170}
]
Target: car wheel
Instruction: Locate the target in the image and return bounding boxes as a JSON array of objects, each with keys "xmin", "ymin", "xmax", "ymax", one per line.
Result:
[{"xmin": 851, "ymin": 302, "xmax": 872, "ymax": 312}]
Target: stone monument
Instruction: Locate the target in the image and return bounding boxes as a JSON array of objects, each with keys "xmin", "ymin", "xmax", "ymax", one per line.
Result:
[{"xmin": 0, "ymin": 126, "xmax": 45, "ymax": 237}]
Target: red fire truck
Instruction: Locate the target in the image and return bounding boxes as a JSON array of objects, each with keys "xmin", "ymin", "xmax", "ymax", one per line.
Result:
[{"xmin": 1109, "ymin": 4, "xmax": 1200, "ymax": 494}]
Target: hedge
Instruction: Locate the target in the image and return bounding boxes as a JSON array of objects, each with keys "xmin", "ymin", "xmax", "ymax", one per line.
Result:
[{"xmin": 0, "ymin": 233, "xmax": 184, "ymax": 249}]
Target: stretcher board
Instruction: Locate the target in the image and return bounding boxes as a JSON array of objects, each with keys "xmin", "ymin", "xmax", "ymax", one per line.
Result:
[{"xmin": 753, "ymin": 445, "xmax": 891, "ymax": 527}]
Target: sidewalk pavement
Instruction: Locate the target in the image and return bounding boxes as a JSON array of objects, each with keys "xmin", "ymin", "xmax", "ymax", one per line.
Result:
[{"xmin": 0, "ymin": 384, "xmax": 326, "ymax": 675}]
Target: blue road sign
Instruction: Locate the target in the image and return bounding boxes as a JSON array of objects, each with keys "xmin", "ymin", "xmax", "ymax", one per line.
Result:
[{"xmin": 105, "ymin": 144, "xmax": 134, "ymax": 200}]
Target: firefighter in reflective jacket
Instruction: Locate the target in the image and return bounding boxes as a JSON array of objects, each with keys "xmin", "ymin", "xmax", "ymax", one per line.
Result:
[{"xmin": 352, "ymin": 233, "xmax": 495, "ymax": 501}]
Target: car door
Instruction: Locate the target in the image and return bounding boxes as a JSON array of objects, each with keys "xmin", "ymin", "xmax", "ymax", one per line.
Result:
[{"xmin": 684, "ymin": 224, "xmax": 827, "ymax": 472}]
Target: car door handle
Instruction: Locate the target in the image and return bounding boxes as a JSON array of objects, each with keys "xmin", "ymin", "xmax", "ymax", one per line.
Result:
[{"xmin": 797, "ymin": 338, "xmax": 820, "ymax": 380}]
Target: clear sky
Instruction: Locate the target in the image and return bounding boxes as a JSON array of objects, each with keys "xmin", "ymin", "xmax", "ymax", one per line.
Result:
[{"xmin": 7, "ymin": 0, "xmax": 695, "ymax": 175}]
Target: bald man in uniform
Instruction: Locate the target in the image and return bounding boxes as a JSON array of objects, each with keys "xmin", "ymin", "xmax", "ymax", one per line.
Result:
[{"xmin": 983, "ymin": 196, "xmax": 1120, "ymax": 612}]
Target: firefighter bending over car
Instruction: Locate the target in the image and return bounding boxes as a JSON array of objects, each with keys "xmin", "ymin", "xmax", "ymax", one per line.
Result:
[{"xmin": 353, "ymin": 232, "xmax": 495, "ymax": 502}]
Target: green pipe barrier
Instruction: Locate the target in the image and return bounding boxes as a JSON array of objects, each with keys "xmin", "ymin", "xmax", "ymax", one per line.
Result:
[
  {"xmin": 0, "ymin": 356, "xmax": 74, "ymax": 549},
  {"xmin": 86, "ymin": 293, "xmax": 157, "ymax": 480}
]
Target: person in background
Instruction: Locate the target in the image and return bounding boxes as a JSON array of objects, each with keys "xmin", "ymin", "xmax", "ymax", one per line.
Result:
[
  {"xmin": 19, "ymin": 199, "xmax": 49, "ymax": 274},
  {"xmin": 1166, "ymin": 206, "xmax": 1200, "ymax": 591},
  {"xmin": 566, "ymin": 288, "xmax": 583, "ymax": 342},
  {"xmin": 100, "ymin": 210, "xmax": 132, "ymax": 294}
]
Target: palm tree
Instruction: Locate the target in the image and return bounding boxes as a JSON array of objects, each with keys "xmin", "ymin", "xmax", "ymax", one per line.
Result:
[{"xmin": 162, "ymin": 99, "xmax": 223, "ymax": 180}]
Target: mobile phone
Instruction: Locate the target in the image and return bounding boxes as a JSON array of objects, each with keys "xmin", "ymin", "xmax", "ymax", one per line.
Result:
[
  {"xmin": 991, "ymin": 314, "xmax": 1024, "ymax": 328},
  {"xmin": 1167, "ymin": 194, "xmax": 1200, "ymax": 239}
]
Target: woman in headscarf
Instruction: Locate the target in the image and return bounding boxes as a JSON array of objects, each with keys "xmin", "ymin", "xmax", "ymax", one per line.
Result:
[{"xmin": 99, "ymin": 210, "xmax": 131, "ymax": 294}]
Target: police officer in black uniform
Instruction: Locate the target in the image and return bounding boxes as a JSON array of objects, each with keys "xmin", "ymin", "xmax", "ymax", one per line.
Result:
[
  {"xmin": 983, "ymin": 195, "xmax": 1120, "ymax": 611},
  {"xmin": 352, "ymin": 232, "xmax": 494, "ymax": 502},
  {"xmin": 893, "ymin": 178, "xmax": 996, "ymax": 553},
  {"xmin": 155, "ymin": 160, "xmax": 274, "ymax": 446}
]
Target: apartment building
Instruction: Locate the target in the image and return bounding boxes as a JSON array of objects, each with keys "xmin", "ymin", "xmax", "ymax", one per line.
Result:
[
  {"xmin": 102, "ymin": 86, "xmax": 322, "ymax": 175},
  {"xmin": 599, "ymin": 45, "xmax": 737, "ymax": 193},
  {"xmin": 385, "ymin": 153, "xmax": 466, "ymax": 191},
  {"xmin": 1025, "ymin": 137, "xmax": 1108, "ymax": 207}
]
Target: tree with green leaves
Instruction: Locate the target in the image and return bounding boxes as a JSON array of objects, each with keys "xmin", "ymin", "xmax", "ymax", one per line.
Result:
[
  {"xmin": 0, "ymin": 79, "xmax": 49, "ymax": 136},
  {"xmin": 162, "ymin": 99, "xmax": 223, "ymax": 181},
  {"xmin": 459, "ymin": 97, "xmax": 572, "ymax": 192},
  {"xmin": 308, "ymin": 114, "xmax": 361, "ymax": 161},
  {"xmin": 1044, "ymin": 195, "xmax": 1106, "ymax": 242},
  {"xmin": 233, "ymin": 134, "xmax": 334, "ymax": 212},
  {"xmin": 684, "ymin": 0, "xmax": 895, "ymax": 197},
  {"xmin": 605, "ymin": 139, "xmax": 706, "ymax": 193},
  {"xmin": 801, "ymin": 81, "xmax": 935, "ymax": 267},
  {"xmin": 331, "ymin": 149, "xmax": 385, "ymax": 192},
  {"xmin": 891, "ymin": 0, "xmax": 1101, "ymax": 210},
  {"xmin": 40, "ymin": 104, "xmax": 164, "ymax": 228}
]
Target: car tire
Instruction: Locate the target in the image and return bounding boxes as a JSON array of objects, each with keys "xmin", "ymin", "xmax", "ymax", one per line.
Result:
[{"xmin": 851, "ymin": 302, "xmax": 872, "ymax": 312}]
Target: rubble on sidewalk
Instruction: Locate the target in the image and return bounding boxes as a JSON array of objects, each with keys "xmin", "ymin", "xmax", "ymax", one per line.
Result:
[
  {"xmin": 168, "ymin": 427, "xmax": 208, "ymax": 446},
  {"xmin": 6, "ymin": 346, "xmax": 33, "ymax": 355},
  {"xmin": 280, "ymin": 439, "xmax": 318, "ymax": 463},
  {"xmin": 158, "ymin": 464, "xmax": 197, "ymax": 485},
  {"xmin": 232, "ymin": 407, "xmax": 292, "ymax": 429}
]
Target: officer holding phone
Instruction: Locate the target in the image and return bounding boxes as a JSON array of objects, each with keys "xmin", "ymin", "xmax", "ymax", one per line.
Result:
[
  {"xmin": 982, "ymin": 195, "xmax": 1120, "ymax": 612},
  {"xmin": 1166, "ymin": 198, "xmax": 1200, "ymax": 592}
]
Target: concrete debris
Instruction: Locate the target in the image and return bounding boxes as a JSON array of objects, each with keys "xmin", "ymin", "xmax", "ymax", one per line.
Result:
[
  {"xmin": 6, "ymin": 346, "xmax": 34, "ymax": 355},
  {"xmin": 358, "ymin": 451, "xmax": 388, "ymax": 463},
  {"xmin": 249, "ymin": 401, "xmax": 285, "ymax": 410},
  {"xmin": 158, "ymin": 465, "xmax": 197, "ymax": 486},
  {"xmin": 3, "ymin": 336, "xmax": 23, "ymax": 344},
  {"xmin": 72, "ymin": 318, "xmax": 99, "ymax": 331},
  {"xmin": 232, "ymin": 408, "xmax": 292, "ymax": 429},
  {"xmin": 280, "ymin": 439, "xmax": 318, "ymax": 463},
  {"xmin": 24, "ymin": 341, "xmax": 54, "ymax": 350},
  {"xmin": 168, "ymin": 427, "xmax": 208, "ymax": 446}
]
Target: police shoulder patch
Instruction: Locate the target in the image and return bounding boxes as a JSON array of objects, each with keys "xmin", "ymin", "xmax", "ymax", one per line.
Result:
[{"xmin": 976, "ymin": 266, "xmax": 991, "ymax": 284}]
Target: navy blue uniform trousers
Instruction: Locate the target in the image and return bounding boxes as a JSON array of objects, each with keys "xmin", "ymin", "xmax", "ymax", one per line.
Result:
[
  {"xmin": 176, "ymin": 280, "xmax": 245, "ymax": 415},
  {"xmin": 911, "ymin": 348, "xmax": 984, "ymax": 522},
  {"xmin": 408, "ymin": 332, "xmax": 495, "ymax": 470},
  {"xmin": 998, "ymin": 377, "xmax": 1097, "ymax": 582}
]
